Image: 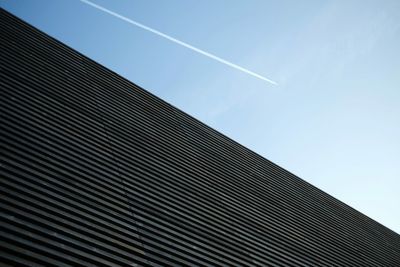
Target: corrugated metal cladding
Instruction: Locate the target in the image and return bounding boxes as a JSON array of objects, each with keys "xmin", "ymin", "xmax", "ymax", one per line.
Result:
[{"xmin": 0, "ymin": 8, "xmax": 399, "ymax": 267}]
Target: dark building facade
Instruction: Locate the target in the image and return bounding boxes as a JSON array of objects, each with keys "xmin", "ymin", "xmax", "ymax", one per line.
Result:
[{"xmin": 1, "ymin": 8, "xmax": 399, "ymax": 266}]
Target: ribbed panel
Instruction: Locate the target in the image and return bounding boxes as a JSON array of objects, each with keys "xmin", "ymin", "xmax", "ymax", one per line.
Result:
[{"xmin": 1, "ymin": 8, "xmax": 399, "ymax": 266}]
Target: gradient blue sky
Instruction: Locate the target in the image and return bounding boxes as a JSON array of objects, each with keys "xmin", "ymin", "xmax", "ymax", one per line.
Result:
[{"xmin": 1, "ymin": 0, "xmax": 399, "ymax": 233}]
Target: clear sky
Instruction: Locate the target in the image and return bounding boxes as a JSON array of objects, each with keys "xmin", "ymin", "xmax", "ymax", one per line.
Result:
[{"xmin": 1, "ymin": 0, "xmax": 399, "ymax": 233}]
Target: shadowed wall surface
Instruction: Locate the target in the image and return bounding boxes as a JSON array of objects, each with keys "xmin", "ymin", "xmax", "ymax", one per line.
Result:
[{"xmin": 1, "ymin": 8, "xmax": 400, "ymax": 266}]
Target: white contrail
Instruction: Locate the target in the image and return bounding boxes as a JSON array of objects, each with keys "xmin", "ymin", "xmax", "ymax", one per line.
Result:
[{"xmin": 79, "ymin": 0, "xmax": 277, "ymax": 85}]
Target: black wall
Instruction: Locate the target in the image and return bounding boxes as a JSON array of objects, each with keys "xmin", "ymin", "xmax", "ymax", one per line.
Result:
[{"xmin": 1, "ymin": 8, "xmax": 399, "ymax": 266}]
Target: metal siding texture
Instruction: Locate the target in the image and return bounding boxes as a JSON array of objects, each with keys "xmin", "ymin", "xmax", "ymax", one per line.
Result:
[{"xmin": 1, "ymin": 8, "xmax": 400, "ymax": 266}]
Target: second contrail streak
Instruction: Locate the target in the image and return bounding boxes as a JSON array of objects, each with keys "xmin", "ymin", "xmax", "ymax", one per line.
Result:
[{"xmin": 79, "ymin": 0, "xmax": 277, "ymax": 85}]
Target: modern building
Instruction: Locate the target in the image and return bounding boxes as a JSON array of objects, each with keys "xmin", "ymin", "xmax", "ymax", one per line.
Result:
[{"xmin": 1, "ymin": 8, "xmax": 399, "ymax": 266}]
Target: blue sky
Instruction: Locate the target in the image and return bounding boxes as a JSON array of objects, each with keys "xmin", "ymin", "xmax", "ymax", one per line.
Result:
[{"xmin": 2, "ymin": 0, "xmax": 399, "ymax": 233}]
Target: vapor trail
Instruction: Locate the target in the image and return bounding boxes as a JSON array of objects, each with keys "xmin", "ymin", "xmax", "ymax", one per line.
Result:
[{"xmin": 79, "ymin": 0, "xmax": 277, "ymax": 85}]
